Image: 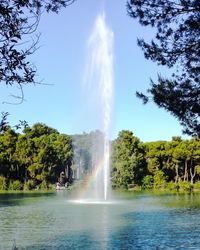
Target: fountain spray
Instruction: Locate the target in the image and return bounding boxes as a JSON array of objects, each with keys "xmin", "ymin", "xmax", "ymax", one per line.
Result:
[{"xmin": 84, "ymin": 13, "xmax": 114, "ymax": 201}]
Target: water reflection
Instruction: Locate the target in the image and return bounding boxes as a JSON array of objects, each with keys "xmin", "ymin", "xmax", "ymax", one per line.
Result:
[
  {"xmin": 0, "ymin": 192, "xmax": 55, "ymax": 207},
  {"xmin": 1, "ymin": 192, "xmax": 200, "ymax": 249}
]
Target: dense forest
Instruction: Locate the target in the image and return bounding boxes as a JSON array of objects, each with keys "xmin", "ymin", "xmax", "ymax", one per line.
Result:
[
  {"xmin": 111, "ymin": 131, "xmax": 200, "ymax": 191},
  {"xmin": 0, "ymin": 122, "xmax": 200, "ymax": 192},
  {"xmin": 0, "ymin": 123, "xmax": 73, "ymax": 190}
]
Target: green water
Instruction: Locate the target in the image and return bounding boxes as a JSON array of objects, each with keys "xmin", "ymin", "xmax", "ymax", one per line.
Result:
[{"xmin": 1, "ymin": 191, "xmax": 200, "ymax": 249}]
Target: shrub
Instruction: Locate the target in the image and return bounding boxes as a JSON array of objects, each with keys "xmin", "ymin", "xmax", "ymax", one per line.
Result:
[
  {"xmin": 39, "ymin": 180, "xmax": 48, "ymax": 189},
  {"xmin": 0, "ymin": 176, "xmax": 7, "ymax": 190},
  {"xmin": 142, "ymin": 175, "xmax": 153, "ymax": 189},
  {"xmin": 178, "ymin": 181, "xmax": 193, "ymax": 192},
  {"xmin": 153, "ymin": 170, "xmax": 167, "ymax": 189},
  {"xmin": 47, "ymin": 183, "xmax": 55, "ymax": 190},
  {"xmin": 9, "ymin": 180, "xmax": 23, "ymax": 190},
  {"xmin": 23, "ymin": 180, "xmax": 36, "ymax": 190},
  {"xmin": 167, "ymin": 182, "xmax": 179, "ymax": 191},
  {"xmin": 193, "ymin": 181, "xmax": 200, "ymax": 190}
]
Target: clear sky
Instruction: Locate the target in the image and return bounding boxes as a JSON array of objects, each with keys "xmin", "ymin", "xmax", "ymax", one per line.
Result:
[{"xmin": 0, "ymin": 0, "xmax": 190, "ymax": 142}]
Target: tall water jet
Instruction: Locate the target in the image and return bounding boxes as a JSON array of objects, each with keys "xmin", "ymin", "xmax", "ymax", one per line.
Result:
[{"xmin": 81, "ymin": 13, "xmax": 114, "ymax": 201}]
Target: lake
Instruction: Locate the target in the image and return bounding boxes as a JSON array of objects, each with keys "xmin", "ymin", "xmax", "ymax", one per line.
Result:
[{"xmin": 0, "ymin": 191, "xmax": 200, "ymax": 249}]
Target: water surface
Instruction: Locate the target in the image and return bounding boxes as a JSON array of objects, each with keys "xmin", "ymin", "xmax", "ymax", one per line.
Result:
[{"xmin": 1, "ymin": 191, "xmax": 200, "ymax": 249}]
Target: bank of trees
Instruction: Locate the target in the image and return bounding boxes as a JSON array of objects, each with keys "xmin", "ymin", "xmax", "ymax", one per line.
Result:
[
  {"xmin": 1, "ymin": 124, "xmax": 200, "ymax": 192},
  {"xmin": 0, "ymin": 127, "xmax": 106, "ymax": 190},
  {"xmin": 111, "ymin": 130, "xmax": 200, "ymax": 191},
  {"xmin": 0, "ymin": 123, "xmax": 73, "ymax": 190}
]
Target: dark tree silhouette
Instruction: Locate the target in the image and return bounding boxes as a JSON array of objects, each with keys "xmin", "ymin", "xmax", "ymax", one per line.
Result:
[
  {"xmin": 0, "ymin": 112, "xmax": 9, "ymax": 133},
  {"xmin": 127, "ymin": 0, "xmax": 200, "ymax": 137},
  {"xmin": 0, "ymin": 0, "xmax": 75, "ymax": 91},
  {"xmin": 0, "ymin": 111, "xmax": 29, "ymax": 133}
]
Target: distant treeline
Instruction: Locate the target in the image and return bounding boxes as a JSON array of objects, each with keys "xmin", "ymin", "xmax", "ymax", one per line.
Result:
[
  {"xmin": 0, "ymin": 123, "xmax": 73, "ymax": 190},
  {"xmin": 111, "ymin": 130, "xmax": 200, "ymax": 192},
  {"xmin": 0, "ymin": 122, "xmax": 200, "ymax": 192},
  {"xmin": 72, "ymin": 130, "xmax": 200, "ymax": 191}
]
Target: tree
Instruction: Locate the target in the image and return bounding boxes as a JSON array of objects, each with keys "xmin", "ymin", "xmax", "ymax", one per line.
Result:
[
  {"xmin": 145, "ymin": 140, "xmax": 176, "ymax": 183},
  {"xmin": 187, "ymin": 138, "xmax": 200, "ymax": 183},
  {"xmin": 0, "ymin": 0, "xmax": 76, "ymax": 100},
  {"xmin": 14, "ymin": 133, "xmax": 34, "ymax": 182},
  {"xmin": 127, "ymin": 0, "xmax": 200, "ymax": 137},
  {"xmin": 0, "ymin": 112, "xmax": 9, "ymax": 133},
  {"xmin": 0, "ymin": 127, "xmax": 18, "ymax": 179},
  {"xmin": 25, "ymin": 122, "xmax": 58, "ymax": 138},
  {"xmin": 0, "ymin": 121, "xmax": 74, "ymax": 189},
  {"xmin": 111, "ymin": 130, "xmax": 147, "ymax": 188},
  {"xmin": 53, "ymin": 133, "xmax": 73, "ymax": 183}
]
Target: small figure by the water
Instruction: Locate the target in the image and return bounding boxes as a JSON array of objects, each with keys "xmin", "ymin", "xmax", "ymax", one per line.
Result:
[{"xmin": 56, "ymin": 171, "xmax": 70, "ymax": 190}]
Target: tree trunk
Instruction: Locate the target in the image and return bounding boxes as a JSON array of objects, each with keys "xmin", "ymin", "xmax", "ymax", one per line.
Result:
[
  {"xmin": 184, "ymin": 160, "xmax": 188, "ymax": 181},
  {"xmin": 190, "ymin": 166, "xmax": 196, "ymax": 184}
]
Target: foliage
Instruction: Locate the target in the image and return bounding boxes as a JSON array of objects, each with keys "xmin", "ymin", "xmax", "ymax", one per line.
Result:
[
  {"xmin": 0, "ymin": 0, "xmax": 76, "ymax": 97},
  {"xmin": 142, "ymin": 175, "xmax": 153, "ymax": 189},
  {"xmin": 166, "ymin": 182, "xmax": 180, "ymax": 192},
  {"xmin": 127, "ymin": 0, "xmax": 200, "ymax": 137},
  {"xmin": 0, "ymin": 122, "xmax": 200, "ymax": 192},
  {"xmin": 178, "ymin": 181, "xmax": 193, "ymax": 192},
  {"xmin": 111, "ymin": 130, "xmax": 147, "ymax": 188},
  {"xmin": 39, "ymin": 180, "xmax": 48, "ymax": 190},
  {"xmin": 9, "ymin": 180, "xmax": 23, "ymax": 190},
  {"xmin": 111, "ymin": 130, "xmax": 200, "ymax": 190},
  {"xmin": 23, "ymin": 179, "xmax": 36, "ymax": 190},
  {"xmin": 0, "ymin": 112, "xmax": 9, "ymax": 133},
  {"xmin": 153, "ymin": 170, "xmax": 167, "ymax": 189},
  {"xmin": 0, "ymin": 176, "xmax": 7, "ymax": 190},
  {"xmin": 0, "ymin": 122, "xmax": 73, "ymax": 190},
  {"xmin": 193, "ymin": 181, "xmax": 200, "ymax": 190}
]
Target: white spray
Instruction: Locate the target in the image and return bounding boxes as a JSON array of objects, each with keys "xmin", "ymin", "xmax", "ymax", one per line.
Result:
[{"xmin": 84, "ymin": 13, "xmax": 114, "ymax": 201}]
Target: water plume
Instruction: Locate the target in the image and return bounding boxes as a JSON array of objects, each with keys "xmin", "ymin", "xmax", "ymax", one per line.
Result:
[{"xmin": 81, "ymin": 12, "xmax": 114, "ymax": 201}]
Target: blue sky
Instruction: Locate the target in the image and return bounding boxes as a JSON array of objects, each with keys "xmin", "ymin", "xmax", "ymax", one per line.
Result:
[{"xmin": 0, "ymin": 0, "xmax": 189, "ymax": 142}]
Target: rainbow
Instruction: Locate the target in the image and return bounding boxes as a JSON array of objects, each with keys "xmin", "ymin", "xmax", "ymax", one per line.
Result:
[{"xmin": 76, "ymin": 159, "xmax": 105, "ymax": 200}]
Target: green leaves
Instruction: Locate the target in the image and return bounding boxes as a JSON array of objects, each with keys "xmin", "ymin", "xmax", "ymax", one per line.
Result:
[
  {"xmin": 0, "ymin": 122, "xmax": 73, "ymax": 188},
  {"xmin": 111, "ymin": 130, "xmax": 147, "ymax": 188},
  {"xmin": 127, "ymin": 0, "xmax": 200, "ymax": 137},
  {"xmin": 0, "ymin": 0, "xmax": 76, "ymax": 92},
  {"xmin": 111, "ymin": 130, "xmax": 200, "ymax": 189}
]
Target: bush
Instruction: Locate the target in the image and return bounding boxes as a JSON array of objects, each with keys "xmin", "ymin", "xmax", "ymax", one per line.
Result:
[
  {"xmin": 0, "ymin": 176, "xmax": 7, "ymax": 190},
  {"xmin": 39, "ymin": 180, "xmax": 48, "ymax": 189},
  {"xmin": 142, "ymin": 175, "xmax": 153, "ymax": 189},
  {"xmin": 166, "ymin": 182, "xmax": 179, "ymax": 191},
  {"xmin": 47, "ymin": 183, "xmax": 55, "ymax": 190},
  {"xmin": 9, "ymin": 180, "xmax": 23, "ymax": 190},
  {"xmin": 23, "ymin": 180, "xmax": 36, "ymax": 190},
  {"xmin": 153, "ymin": 170, "xmax": 167, "ymax": 189},
  {"xmin": 178, "ymin": 181, "xmax": 193, "ymax": 192},
  {"xmin": 193, "ymin": 181, "xmax": 200, "ymax": 190}
]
